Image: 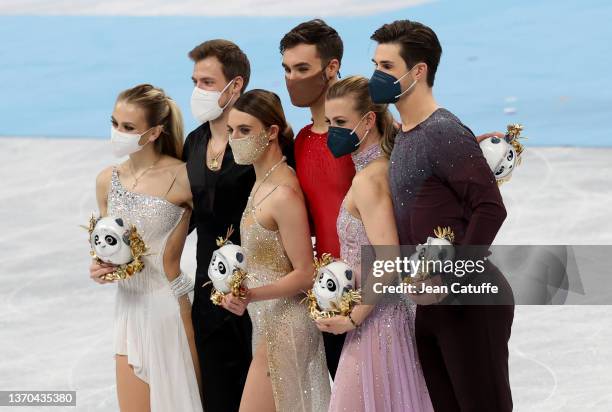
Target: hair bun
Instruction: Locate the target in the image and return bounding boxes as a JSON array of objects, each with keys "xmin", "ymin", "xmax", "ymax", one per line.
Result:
[{"xmin": 282, "ymin": 124, "xmax": 294, "ymax": 141}]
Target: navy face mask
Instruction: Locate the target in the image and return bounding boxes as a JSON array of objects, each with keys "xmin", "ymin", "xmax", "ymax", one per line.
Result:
[
  {"xmin": 368, "ymin": 67, "xmax": 417, "ymax": 104},
  {"xmin": 327, "ymin": 113, "xmax": 370, "ymax": 158}
]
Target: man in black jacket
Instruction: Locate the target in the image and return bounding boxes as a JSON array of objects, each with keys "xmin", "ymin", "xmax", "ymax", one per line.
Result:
[{"xmin": 183, "ymin": 39, "xmax": 255, "ymax": 412}]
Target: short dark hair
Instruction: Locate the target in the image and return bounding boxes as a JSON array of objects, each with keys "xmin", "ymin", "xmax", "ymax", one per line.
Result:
[
  {"xmin": 188, "ymin": 39, "xmax": 250, "ymax": 91},
  {"xmin": 279, "ymin": 19, "xmax": 344, "ymax": 67},
  {"xmin": 371, "ymin": 20, "xmax": 442, "ymax": 87}
]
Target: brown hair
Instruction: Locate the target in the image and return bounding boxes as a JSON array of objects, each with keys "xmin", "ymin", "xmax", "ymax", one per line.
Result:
[
  {"xmin": 371, "ymin": 20, "xmax": 442, "ymax": 87},
  {"xmin": 188, "ymin": 39, "xmax": 251, "ymax": 91},
  {"xmin": 233, "ymin": 89, "xmax": 295, "ymax": 167},
  {"xmin": 117, "ymin": 84, "xmax": 184, "ymax": 160},
  {"xmin": 280, "ymin": 19, "xmax": 343, "ymax": 68},
  {"xmin": 326, "ymin": 75, "xmax": 398, "ymax": 157}
]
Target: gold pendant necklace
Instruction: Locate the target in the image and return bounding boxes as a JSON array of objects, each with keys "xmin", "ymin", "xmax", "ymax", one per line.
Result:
[
  {"xmin": 129, "ymin": 157, "xmax": 160, "ymax": 190},
  {"xmin": 207, "ymin": 137, "xmax": 225, "ymax": 171}
]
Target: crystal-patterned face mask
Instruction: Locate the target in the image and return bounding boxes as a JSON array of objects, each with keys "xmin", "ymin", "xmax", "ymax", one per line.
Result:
[{"xmin": 228, "ymin": 129, "xmax": 270, "ymax": 165}]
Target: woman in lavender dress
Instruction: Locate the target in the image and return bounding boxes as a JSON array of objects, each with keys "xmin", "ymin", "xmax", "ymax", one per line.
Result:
[{"xmin": 315, "ymin": 76, "xmax": 433, "ymax": 412}]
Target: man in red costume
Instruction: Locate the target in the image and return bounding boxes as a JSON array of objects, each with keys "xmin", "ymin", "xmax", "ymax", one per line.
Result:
[
  {"xmin": 280, "ymin": 19, "xmax": 354, "ymax": 259},
  {"xmin": 280, "ymin": 19, "xmax": 352, "ymax": 378}
]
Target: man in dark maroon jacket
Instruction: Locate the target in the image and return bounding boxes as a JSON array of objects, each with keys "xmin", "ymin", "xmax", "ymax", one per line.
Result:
[{"xmin": 370, "ymin": 20, "xmax": 514, "ymax": 412}]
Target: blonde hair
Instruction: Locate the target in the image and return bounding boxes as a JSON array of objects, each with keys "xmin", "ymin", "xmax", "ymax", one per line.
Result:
[
  {"xmin": 326, "ymin": 75, "xmax": 398, "ymax": 157},
  {"xmin": 117, "ymin": 84, "xmax": 184, "ymax": 159}
]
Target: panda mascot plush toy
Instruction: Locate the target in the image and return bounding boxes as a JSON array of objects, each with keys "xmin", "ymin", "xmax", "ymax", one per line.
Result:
[
  {"xmin": 305, "ymin": 253, "xmax": 361, "ymax": 320},
  {"xmin": 479, "ymin": 123, "xmax": 525, "ymax": 184},
  {"xmin": 90, "ymin": 217, "xmax": 133, "ymax": 265},
  {"xmin": 206, "ymin": 226, "xmax": 249, "ymax": 305},
  {"xmin": 405, "ymin": 226, "xmax": 455, "ymax": 283},
  {"xmin": 85, "ymin": 215, "xmax": 147, "ymax": 281}
]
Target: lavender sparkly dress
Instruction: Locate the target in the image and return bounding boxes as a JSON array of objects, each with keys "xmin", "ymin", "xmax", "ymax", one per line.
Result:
[{"xmin": 328, "ymin": 144, "xmax": 433, "ymax": 412}]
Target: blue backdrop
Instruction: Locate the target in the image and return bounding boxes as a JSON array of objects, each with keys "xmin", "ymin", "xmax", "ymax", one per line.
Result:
[{"xmin": 1, "ymin": 0, "xmax": 610, "ymax": 146}]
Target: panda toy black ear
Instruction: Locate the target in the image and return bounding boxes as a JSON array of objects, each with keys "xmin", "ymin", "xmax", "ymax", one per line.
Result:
[
  {"xmin": 345, "ymin": 270, "xmax": 353, "ymax": 281},
  {"xmin": 236, "ymin": 252, "xmax": 244, "ymax": 263},
  {"xmin": 115, "ymin": 218, "xmax": 124, "ymax": 227},
  {"xmin": 122, "ymin": 232, "xmax": 131, "ymax": 246}
]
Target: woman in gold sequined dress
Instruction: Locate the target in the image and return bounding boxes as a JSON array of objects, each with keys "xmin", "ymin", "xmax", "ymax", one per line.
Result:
[{"xmin": 220, "ymin": 89, "xmax": 331, "ymax": 412}]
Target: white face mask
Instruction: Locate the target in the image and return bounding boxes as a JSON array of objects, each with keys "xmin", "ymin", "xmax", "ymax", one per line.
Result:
[
  {"xmin": 190, "ymin": 79, "xmax": 235, "ymax": 124},
  {"xmin": 110, "ymin": 126, "xmax": 153, "ymax": 158}
]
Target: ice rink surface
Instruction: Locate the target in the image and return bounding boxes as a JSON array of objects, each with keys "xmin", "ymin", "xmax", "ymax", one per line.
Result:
[
  {"xmin": 1, "ymin": 1, "xmax": 611, "ymax": 410},
  {"xmin": 0, "ymin": 137, "xmax": 611, "ymax": 411}
]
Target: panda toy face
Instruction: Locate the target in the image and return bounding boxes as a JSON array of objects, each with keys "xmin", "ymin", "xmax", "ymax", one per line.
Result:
[
  {"xmin": 90, "ymin": 216, "xmax": 133, "ymax": 265},
  {"xmin": 406, "ymin": 237, "xmax": 455, "ymax": 280},
  {"xmin": 313, "ymin": 261, "xmax": 355, "ymax": 312},
  {"xmin": 208, "ymin": 243, "xmax": 246, "ymax": 294},
  {"xmin": 420, "ymin": 236, "xmax": 456, "ymax": 263},
  {"xmin": 479, "ymin": 136, "xmax": 518, "ymax": 180}
]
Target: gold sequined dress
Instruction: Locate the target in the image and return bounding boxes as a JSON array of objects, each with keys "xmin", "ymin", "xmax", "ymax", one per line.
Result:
[{"xmin": 240, "ymin": 185, "xmax": 331, "ymax": 412}]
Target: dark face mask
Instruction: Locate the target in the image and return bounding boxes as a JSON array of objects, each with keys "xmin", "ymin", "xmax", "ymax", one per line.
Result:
[
  {"xmin": 285, "ymin": 69, "xmax": 329, "ymax": 107},
  {"xmin": 368, "ymin": 68, "xmax": 416, "ymax": 104},
  {"xmin": 326, "ymin": 113, "xmax": 370, "ymax": 158}
]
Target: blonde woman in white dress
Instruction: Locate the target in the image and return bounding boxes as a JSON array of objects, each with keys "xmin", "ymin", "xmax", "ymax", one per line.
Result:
[{"xmin": 89, "ymin": 84, "xmax": 202, "ymax": 412}]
